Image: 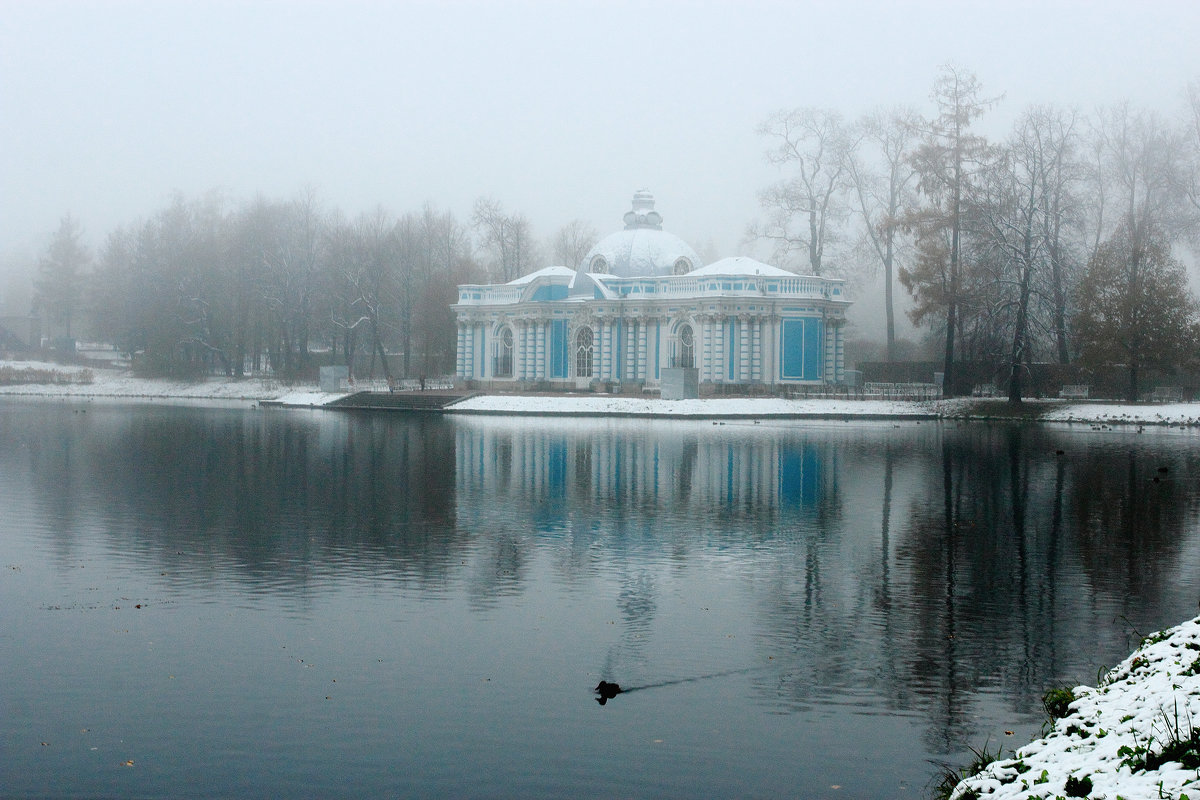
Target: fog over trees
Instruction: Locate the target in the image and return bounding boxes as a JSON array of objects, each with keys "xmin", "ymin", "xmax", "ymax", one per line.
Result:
[
  {"xmin": 752, "ymin": 67, "xmax": 1200, "ymax": 400},
  {"xmin": 9, "ymin": 66, "xmax": 1200, "ymax": 399}
]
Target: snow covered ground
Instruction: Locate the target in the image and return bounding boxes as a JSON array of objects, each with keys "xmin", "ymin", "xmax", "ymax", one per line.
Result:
[
  {"xmin": 951, "ymin": 616, "xmax": 1200, "ymax": 800},
  {"xmin": 0, "ymin": 360, "xmax": 284, "ymax": 401},
  {"xmin": 1040, "ymin": 403, "xmax": 1200, "ymax": 427},
  {"xmin": 4, "ymin": 361, "xmax": 1200, "ymax": 426},
  {"xmin": 447, "ymin": 393, "xmax": 940, "ymax": 417}
]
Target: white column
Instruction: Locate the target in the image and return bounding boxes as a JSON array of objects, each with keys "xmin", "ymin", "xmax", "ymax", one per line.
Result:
[
  {"xmin": 738, "ymin": 316, "xmax": 750, "ymax": 382},
  {"xmin": 456, "ymin": 322, "xmax": 466, "ymax": 377},
  {"xmin": 512, "ymin": 322, "xmax": 520, "ymax": 379},
  {"xmin": 834, "ymin": 320, "xmax": 844, "ymax": 383},
  {"xmin": 648, "ymin": 318, "xmax": 659, "ymax": 381},
  {"xmin": 824, "ymin": 318, "xmax": 835, "ymax": 384},
  {"xmin": 627, "ymin": 321, "xmax": 636, "ymax": 381},
  {"xmin": 714, "ymin": 315, "xmax": 725, "ymax": 382},
  {"xmin": 536, "ymin": 321, "xmax": 546, "ymax": 379},
  {"xmin": 763, "ymin": 314, "xmax": 777, "ymax": 384},
  {"xmin": 601, "ymin": 318, "xmax": 612, "ymax": 379},
  {"xmin": 748, "ymin": 316, "xmax": 758, "ymax": 381},
  {"xmin": 636, "ymin": 319, "xmax": 648, "ymax": 381}
]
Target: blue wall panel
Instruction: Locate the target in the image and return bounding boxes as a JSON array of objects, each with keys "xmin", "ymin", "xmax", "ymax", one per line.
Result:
[
  {"xmin": 803, "ymin": 317, "xmax": 822, "ymax": 378},
  {"xmin": 550, "ymin": 320, "xmax": 568, "ymax": 379},
  {"xmin": 531, "ymin": 285, "xmax": 568, "ymax": 301},
  {"xmin": 781, "ymin": 318, "xmax": 823, "ymax": 380},
  {"xmin": 781, "ymin": 319, "xmax": 804, "ymax": 379}
]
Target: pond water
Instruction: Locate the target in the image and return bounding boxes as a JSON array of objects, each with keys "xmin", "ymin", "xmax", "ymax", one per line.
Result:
[{"xmin": 4, "ymin": 400, "xmax": 1200, "ymax": 799}]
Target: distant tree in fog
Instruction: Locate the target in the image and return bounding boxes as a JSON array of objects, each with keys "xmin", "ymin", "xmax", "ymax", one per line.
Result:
[
  {"xmin": 750, "ymin": 107, "xmax": 852, "ymax": 275},
  {"xmin": 844, "ymin": 106, "xmax": 920, "ymax": 361},
  {"xmin": 1073, "ymin": 228, "xmax": 1199, "ymax": 401},
  {"xmin": 34, "ymin": 214, "xmax": 90, "ymax": 340},
  {"xmin": 325, "ymin": 208, "xmax": 399, "ymax": 380},
  {"xmin": 550, "ymin": 219, "xmax": 598, "ymax": 269},
  {"xmin": 1183, "ymin": 79, "xmax": 1200, "ymax": 238},
  {"xmin": 968, "ymin": 106, "xmax": 1085, "ymax": 403},
  {"xmin": 395, "ymin": 204, "xmax": 475, "ymax": 376},
  {"xmin": 240, "ymin": 190, "xmax": 327, "ymax": 377},
  {"xmin": 902, "ymin": 65, "xmax": 1000, "ymax": 397},
  {"xmin": 472, "ymin": 197, "xmax": 540, "ymax": 282}
]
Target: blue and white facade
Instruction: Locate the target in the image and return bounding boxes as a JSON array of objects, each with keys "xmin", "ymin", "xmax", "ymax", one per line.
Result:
[{"xmin": 453, "ymin": 192, "xmax": 850, "ymax": 392}]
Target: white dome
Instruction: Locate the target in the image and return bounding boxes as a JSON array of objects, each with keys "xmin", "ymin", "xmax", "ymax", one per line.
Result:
[{"xmin": 580, "ymin": 191, "xmax": 703, "ymax": 278}]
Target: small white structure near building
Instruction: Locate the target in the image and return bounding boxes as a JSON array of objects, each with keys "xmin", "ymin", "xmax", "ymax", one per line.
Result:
[{"xmin": 453, "ymin": 191, "xmax": 850, "ymax": 393}]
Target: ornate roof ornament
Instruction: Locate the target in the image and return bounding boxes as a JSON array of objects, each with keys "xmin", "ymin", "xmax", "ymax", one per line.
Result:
[
  {"xmin": 623, "ymin": 189, "xmax": 663, "ymax": 230},
  {"xmin": 582, "ymin": 190, "xmax": 702, "ymax": 278}
]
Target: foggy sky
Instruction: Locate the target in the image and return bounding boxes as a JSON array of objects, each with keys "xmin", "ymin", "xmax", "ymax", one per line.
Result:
[{"xmin": 3, "ymin": 0, "xmax": 1198, "ymax": 264}]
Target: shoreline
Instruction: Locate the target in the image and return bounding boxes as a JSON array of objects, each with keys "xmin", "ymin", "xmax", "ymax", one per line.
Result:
[
  {"xmin": 948, "ymin": 615, "xmax": 1200, "ymax": 800},
  {"xmin": 2, "ymin": 361, "xmax": 1200, "ymax": 427}
]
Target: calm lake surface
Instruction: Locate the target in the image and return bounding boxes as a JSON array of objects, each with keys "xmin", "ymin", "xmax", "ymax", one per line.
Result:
[{"xmin": 4, "ymin": 400, "xmax": 1200, "ymax": 799}]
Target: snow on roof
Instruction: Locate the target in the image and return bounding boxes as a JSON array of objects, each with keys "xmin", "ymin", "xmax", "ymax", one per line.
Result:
[
  {"xmin": 568, "ymin": 269, "xmax": 615, "ymax": 299},
  {"xmin": 506, "ymin": 265, "xmax": 576, "ymax": 285},
  {"xmin": 582, "ymin": 227, "xmax": 702, "ymax": 278},
  {"xmin": 690, "ymin": 257, "xmax": 797, "ymax": 277}
]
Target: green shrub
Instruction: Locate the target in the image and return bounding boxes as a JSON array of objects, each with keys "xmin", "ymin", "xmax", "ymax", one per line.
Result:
[
  {"xmin": 1043, "ymin": 687, "xmax": 1077, "ymax": 720},
  {"xmin": 928, "ymin": 740, "xmax": 998, "ymax": 800},
  {"xmin": 1064, "ymin": 773, "xmax": 1093, "ymax": 797}
]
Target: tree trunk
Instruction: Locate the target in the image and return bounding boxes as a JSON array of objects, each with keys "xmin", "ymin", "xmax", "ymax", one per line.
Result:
[
  {"xmin": 884, "ymin": 239, "xmax": 896, "ymax": 361},
  {"xmin": 375, "ymin": 335, "xmax": 391, "ymax": 380},
  {"xmin": 943, "ymin": 304, "xmax": 956, "ymax": 398}
]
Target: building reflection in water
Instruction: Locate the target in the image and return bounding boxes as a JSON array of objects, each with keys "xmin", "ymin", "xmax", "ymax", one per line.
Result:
[
  {"xmin": 9, "ymin": 400, "xmax": 1200, "ymax": 762},
  {"xmin": 452, "ymin": 416, "xmax": 1200, "ymax": 752},
  {"xmin": 454, "ymin": 418, "xmax": 833, "ymax": 530}
]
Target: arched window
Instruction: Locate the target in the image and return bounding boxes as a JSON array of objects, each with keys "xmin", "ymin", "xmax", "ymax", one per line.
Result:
[
  {"xmin": 673, "ymin": 257, "xmax": 692, "ymax": 275},
  {"xmin": 674, "ymin": 324, "xmax": 695, "ymax": 368},
  {"xmin": 590, "ymin": 255, "xmax": 608, "ymax": 274},
  {"xmin": 575, "ymin": 327, "xmax": 594, "ymax": 378},
  {"xmin": 494, "ymin": 326, "xmax": 514, "ymax": 377}
]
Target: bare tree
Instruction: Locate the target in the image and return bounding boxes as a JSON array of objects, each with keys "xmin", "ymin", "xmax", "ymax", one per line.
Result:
[
  {"xmin": 325, "ymin": 208, "xmax": 399, "ymax": 379},
  {"xmin": 1180, "ymin": 79, "xmax": 1200, "ymax": 244},
  {"xmin": 34, "ymin": 214, "xmax": 90, "ymax": 341},
  {"xmin": 392, "ymin": 203, "xmax": 471, "ymax": 377},
  {"xmin": 415, "ymin": 204, "xmax": 474, "ymax": 375},
  {"xmin": 905, "ymin": 65, "xmax": 1001, "ymax": 396},
  {"xmin": 1092, "ymin": 103, "xmax": 1193, "ymax": 248},
  {"xmin": 550, "ymin": 219, "xmax": 598, "ymax": 268},
  {"xmin": 973, "ymin": 107, "xmax": 1081, "ymax": 403},
  {"xmin": 751, "ymin": 107, "xmax": 852, "ymax": 275},
  {"xmin": 845, "ymin": 106, "xmax": 920, "ymax": 360},
  {"xmin": 472, "ymin": 197, "xmax": 540, "ymax": 282}
]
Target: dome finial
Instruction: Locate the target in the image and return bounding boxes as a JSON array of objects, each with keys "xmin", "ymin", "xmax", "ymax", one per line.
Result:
[{"xmin": 623, "ymin": 190, "xmax": 663, "ymax": 230}]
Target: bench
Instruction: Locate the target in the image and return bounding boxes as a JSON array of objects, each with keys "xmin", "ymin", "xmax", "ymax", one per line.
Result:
[
  {"xmin": 863, "ymin": 382, "xmax": 942, "ymax": 401},
  {"xmin": 1149, "ymin": 386, "xmax": 1183, "ymax": 402},
  {"xmin": 972, "ymin": 383, "xmax": 997, "ymax": 397},
  {"xmin": 1059, "ymin": 384, "xmax": 1090, "ymax": 399}
]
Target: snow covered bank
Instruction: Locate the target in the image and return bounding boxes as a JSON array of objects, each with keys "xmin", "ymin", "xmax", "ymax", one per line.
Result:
[
  {"xmin": 0, "ymin": 360, "xmax": 296, "ymax": 402},
  {"xmin": 4, "ymin": 361, "xmax": 1200, "ymax": 426},
  {"xmin": 1040, "ymin": 403, "xmax": 1200, "ymax": 427},
  {"xmin": 447, "ymin": 393, "xmax": 940, "ymax": 418},
  {"xmin": 952, "ymin": 616, "xmax": 1200, "ymax": 800}
]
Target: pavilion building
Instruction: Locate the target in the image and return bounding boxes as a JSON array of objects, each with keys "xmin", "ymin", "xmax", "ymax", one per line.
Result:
[{"xmin": 452, "ymin": 191, "xmax": 850, "ymax": 394}]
